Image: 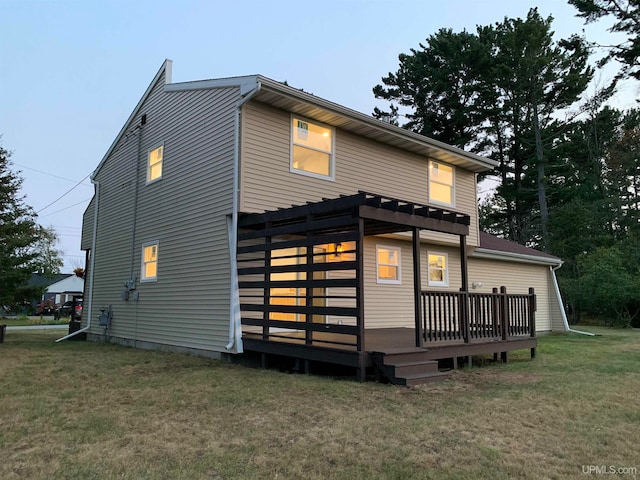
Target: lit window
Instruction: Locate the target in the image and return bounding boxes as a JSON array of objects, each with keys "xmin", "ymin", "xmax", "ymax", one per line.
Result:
[
  {"xmin": 429, "ymin": 160, "xmax": 454, "ymax": 206},
  {"xmin": 377, "ymin": 245, "xmax": 401, "ymax": 284},
  {"xmin": 141, "ymin": 242, "xmax": 159, "ymax": 282},
  {"xmin": 427, "ymin": 252, "xmax": 448, "ymax": 287},
  {"xmin": 147, "ymin": 145, "xmax": 163, "ymax": 183},
  {"xmin": 291, "ymin": 117, "xmax": 334, "ymax": 180}
]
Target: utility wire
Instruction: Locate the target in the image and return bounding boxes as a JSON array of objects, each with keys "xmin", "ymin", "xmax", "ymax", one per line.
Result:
[
  {"xmin": 13, "ymin": 162, "xmax": 93, "ymax": 187},
  {"xmin": 38, "ymin": 198, "xmax": 93, "ymax": 218},
  {"xmin": 36, "ymin": 175, "xmax": 91, "ymax": 214}
]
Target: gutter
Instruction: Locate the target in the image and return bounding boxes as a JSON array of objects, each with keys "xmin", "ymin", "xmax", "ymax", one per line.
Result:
[
  {"xmin": 56, "ymin": 180, "xmax": 100, "ymax": 342},
  {"xmin": 472, "ymin": 247, "xmax": 562, "ymax": 266},
  {"xmin": 550, "ymin": 264, "xmax": 594, "ymax": 336},
  {"xmin": 225, "ymin": 80, "xmax": 262, "ymax": 352}
]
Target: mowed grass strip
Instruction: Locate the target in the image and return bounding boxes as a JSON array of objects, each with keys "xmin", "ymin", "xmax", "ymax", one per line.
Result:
[{"xmin": 1, "ymin": 327, "xmax": 639, "ymax": 480}]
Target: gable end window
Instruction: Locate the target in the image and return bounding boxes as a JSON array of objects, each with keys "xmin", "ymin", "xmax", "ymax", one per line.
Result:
[
  {"xmin": 377, "ymin": 245, "xmax": 401, "ymax": 284},
  {"xmin": 147, "ymin": 145, "xmax": 163, "ymax": 183},
  {"xmin": 291, "ymin": 116, "xmax": 334, "ymax": 180},
  {"xmin": 428, "ymin": 160, "xmax": 454, "ymax": 206},
  {"xmin": 141, "ymin": 242, "xmax": 159, "ymax": 282},
  {"xmin": 427, "ymin": 252, "xmax": 448, "ymax": 287}
]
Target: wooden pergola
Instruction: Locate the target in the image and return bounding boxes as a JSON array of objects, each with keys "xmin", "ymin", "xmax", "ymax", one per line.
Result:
[{"xmin": 236, "ymin": 191, "xmax": 471, "ymax": 381}]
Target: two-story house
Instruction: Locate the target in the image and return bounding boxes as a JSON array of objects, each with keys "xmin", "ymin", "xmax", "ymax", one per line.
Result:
[{"xmin": 74, "ymin": 60, "xmax": 567, "ymax": 385}]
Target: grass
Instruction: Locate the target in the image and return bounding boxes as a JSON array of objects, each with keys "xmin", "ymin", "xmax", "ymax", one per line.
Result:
[
  {"xmin": 0, "ymin": 316, "xmax": 70, "ymax": 327},
  {"xmin": 1, "ymin": 327, "xmax": 639, "ymax": 480}
]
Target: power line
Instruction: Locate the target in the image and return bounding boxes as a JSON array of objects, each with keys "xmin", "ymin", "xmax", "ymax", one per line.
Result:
[
  {"xmin": 13, "ymin": 162, "xmax": 93, "ymax": 187},
  {"xmin": 38, "ymin": 198, "xmax": 93, "ymax": 218},
  {"xmin": 36, "ymin": 174, "xmax": 91, "ymax": 214}
]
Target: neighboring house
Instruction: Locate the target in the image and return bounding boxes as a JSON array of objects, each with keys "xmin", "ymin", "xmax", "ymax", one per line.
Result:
[
  {"xmin": 28, "ymin": 273, "xmax": 69, "ymax": 309},
  {"xmin": 43, "ymin": 275, "xmax": 84, "ymax": 304},
  {"xmin": 78, "ymin": 60, "xmax": 568, "ymax": 384}
]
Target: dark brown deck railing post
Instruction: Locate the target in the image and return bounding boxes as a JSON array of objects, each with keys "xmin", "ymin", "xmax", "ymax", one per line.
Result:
[
  {"xmin": 460, "ymin": 288, "xmax": 470, "ymax": 344},
  {"xmin": 528, "ymin": 287, "xmax": 536, "ymax": 358},
  {"xmin": 305, "ymin": 227, "xmax": 314, "ymax": 347},
  {"xmin": 413, "ymin": 227, "xmax": 423, "ymax": 347},
  {"xmin": 500, "ymin": 286, "xmax": 508, "ymax": 363}
]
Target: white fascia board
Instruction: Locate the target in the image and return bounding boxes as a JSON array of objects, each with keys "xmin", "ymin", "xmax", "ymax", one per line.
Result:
[
  {"xmin": 91, "ymin": 59, "xmax": 173, "ymax": 181},
  {"xmin": 164, "ymin": 75, "xmax": 259, "ymax": 95},
  {"xmin": 472, "ymin": 248, "xmax": 562, "ymax": 266}
]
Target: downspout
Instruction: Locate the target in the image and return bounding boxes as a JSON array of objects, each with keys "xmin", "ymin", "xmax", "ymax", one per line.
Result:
[
  {"xmin": 551, "ymin": 264, "xmax": 595, "ymax": 336},
  {"xmin": 225, "ymin": 80, "xmax": 262, "ymax": 352},
  {"xmin": 56, "ymin": 180, "xmax": 100, "ymax": 342}
]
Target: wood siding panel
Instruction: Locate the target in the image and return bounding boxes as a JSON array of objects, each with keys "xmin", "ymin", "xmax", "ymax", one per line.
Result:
[
  {"xmin": 87, "ymin": 73, "xmax": 241, "ymax": 352},
  {"xmin": 240, "ymin": 102, "xmax": 479, "ymax": 247}
]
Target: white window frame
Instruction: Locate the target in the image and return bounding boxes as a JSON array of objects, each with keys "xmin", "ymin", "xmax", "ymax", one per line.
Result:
[
  {"xmin": 141, "ymin": 241, "xmax": 159, "ymax": 283},
  {"xmin": 376, "ymin": 245, "xmax": 401, "ymax": 285},
  {"xmin": 428, "ymin": 160, "xmax": 455, "ymax": 207},
  {"xmin": 427, "ymin": 251, "xmax": 449, "ymax": 287},
  {"xmin": 146, "ymin": 144, "xmax": 164, "ymax": 184},
  {"xmin": 290, "ymin": 115, "xmax": 335, "ymax": 181}
]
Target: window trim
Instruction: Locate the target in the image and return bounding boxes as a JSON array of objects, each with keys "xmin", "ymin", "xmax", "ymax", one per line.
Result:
[
  {"xmin": 290, "ymin": 114, "xmax": 335, "ymax": 181},
  {"xmin": 141, "ymin": 241, "xmax": 159, "ymax": 283},
  {"xmin": 428, "ymin": 160, "xmax": 455, "ymax": 207},
  {"xmin": 427, "ymin": 251, "xmax": 449, "ymax": 287},
  {"xmin": 376, "ymin": 245, "xmax": 401, "ymax": 285},
  {"xmin": 146, "ymin": 144, "xmax": 164, "ymax": 184}
]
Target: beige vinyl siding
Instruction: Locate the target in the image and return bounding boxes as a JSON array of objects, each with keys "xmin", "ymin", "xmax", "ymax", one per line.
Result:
[
  {"xmin": 87, "ymin": 70, "xmax": 241, "ymax": 352},
  {"xmin": 240, "ymin": 101, "xmax": 479, "ymax": 247},
  {"xmin": 467, "ymin": 258, "xmax": 554, "ymax": 332}
]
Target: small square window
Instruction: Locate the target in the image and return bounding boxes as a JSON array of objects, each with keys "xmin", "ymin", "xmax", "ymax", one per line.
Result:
[
  {"xmin": 147, "ymin": 145, "xmax": 163, "ymax": 183},
  {"xmin": 141, "ymin": 242, "xmax": 159, "ymax": 282},
  {"xmin": 291, "ymin": 117, "xmax": 334, "ymax": 180},
  {"xmin": 377, "ymin": 245, "xmax": 401, "ymax": 284},
  {"xmin": 427, "ymin": 252, "xmax": 448, "ymax": 287},
  {"xmin": 429, "ymin": 160, "xmax": 454, "ymax": 206}
]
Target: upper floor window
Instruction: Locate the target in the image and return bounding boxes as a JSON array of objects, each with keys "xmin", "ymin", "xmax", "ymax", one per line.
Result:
[
  {"xmin": 141, "ymin": 242, "xmax": 159, "ymax": 282},
  {"xmin": 429, "ymin": 160, "xmax": 454, "ymax": 206},
  {"xmin": 427, "ymin": 252, "xmax": 448, "ymax": 287},
  {"xmin": 291, "ymin": 116, "xmax": 334, "ymax": 180},
  {"xmin": 147, "ymin": 145, "xmax": 163, "ymax": 183},
  {"xmin": 377, "ymin": 245, "xmax": 401, "ymax": 284}
]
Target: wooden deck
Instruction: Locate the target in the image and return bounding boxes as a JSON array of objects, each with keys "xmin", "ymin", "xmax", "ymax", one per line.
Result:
[{"xmin": 242, "ymin": 327, "xmax": 537, "ymax": 385}]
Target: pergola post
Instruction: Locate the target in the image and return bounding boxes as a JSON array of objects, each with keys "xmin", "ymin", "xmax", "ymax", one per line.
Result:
[
  {"xmin": 413, "ymin": 227, "xmax": 423, "ymax": 348},
  {"xmin": 356, "ymin": 217, "xmax": 366, "ymax": 382},
  {"xmin": 459, "ymin": 234, "xmax": 469, "ymax": 292}
]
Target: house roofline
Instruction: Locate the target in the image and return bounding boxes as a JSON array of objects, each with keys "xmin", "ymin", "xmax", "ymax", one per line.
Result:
[
  {"xmin": 255, "ymin": 75, "xmax": 497, "ymax": 171},
  {"xmin": 91, "ymin": 59, "xmax": 174, "ymax": 180},
  {"xmin": 471, "ymin": 248, "xmax": 563, "ymax": 266},
  {"xmin": 93, "ymin": 61, "xmax": 497, "ymax": 179}
]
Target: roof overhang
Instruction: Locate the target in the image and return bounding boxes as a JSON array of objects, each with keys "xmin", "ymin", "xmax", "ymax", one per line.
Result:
[
  {"xmin": 252, "ymin": 76, "xmax": 497, "ymax": 173},
  {"xmin": 472, "ymin": 248, "xmax": 563, "ymax": 267}
]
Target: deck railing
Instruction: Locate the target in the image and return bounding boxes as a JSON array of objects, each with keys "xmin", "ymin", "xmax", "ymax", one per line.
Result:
[{"xmin": 421, "ymin": 287, "xmax": 536, "ymax": 344}]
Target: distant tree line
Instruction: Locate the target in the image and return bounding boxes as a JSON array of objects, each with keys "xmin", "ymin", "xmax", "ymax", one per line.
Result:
[{"xmin": 373, "ymin": 2, "xmax": 639, "ymax": 326}]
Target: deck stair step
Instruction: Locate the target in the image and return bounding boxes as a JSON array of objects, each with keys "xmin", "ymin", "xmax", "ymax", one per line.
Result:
[{"xmin": 372, "ymin": 349, "xmax": 450, "ymax": 386}]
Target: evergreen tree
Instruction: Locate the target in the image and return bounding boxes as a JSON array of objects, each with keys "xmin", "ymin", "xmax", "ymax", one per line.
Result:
[{"xmin": 0, "ymin": 145, "xmax": 62, "ymax": 310}]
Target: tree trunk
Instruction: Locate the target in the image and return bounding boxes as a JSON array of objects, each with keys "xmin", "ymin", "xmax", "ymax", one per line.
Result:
[{"xmin": 531, "ymin": 98, "xmax": 549, "ymax": 251}]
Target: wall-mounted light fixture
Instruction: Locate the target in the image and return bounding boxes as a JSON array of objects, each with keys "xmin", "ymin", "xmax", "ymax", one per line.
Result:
[
  {"xmin": 471, "ymin": 281, "xmax": 483, "ymax": 289},
  {"xmin": 335, "ymin": 242, "xmax": 344, "ymax": 257}
]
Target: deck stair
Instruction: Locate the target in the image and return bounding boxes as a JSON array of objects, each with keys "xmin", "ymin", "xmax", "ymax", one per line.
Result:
[{"xmin": 372, "ymin": 347, "xmax": 449, "ymax": 386}]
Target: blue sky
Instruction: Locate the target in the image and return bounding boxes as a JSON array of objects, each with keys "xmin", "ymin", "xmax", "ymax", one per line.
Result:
[{"xmin": 0, "ymin": 0, "xmax": 637, "ymax": 270}]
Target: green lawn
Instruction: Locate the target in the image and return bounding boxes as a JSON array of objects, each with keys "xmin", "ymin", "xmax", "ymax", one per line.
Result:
[
  {"xmin": 1, "ymin": 327, "xmax": 639, "ymax": 479},
  {"xmin": 0, "ymin": 316, "xmax": 69, "ymax": 327}
]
